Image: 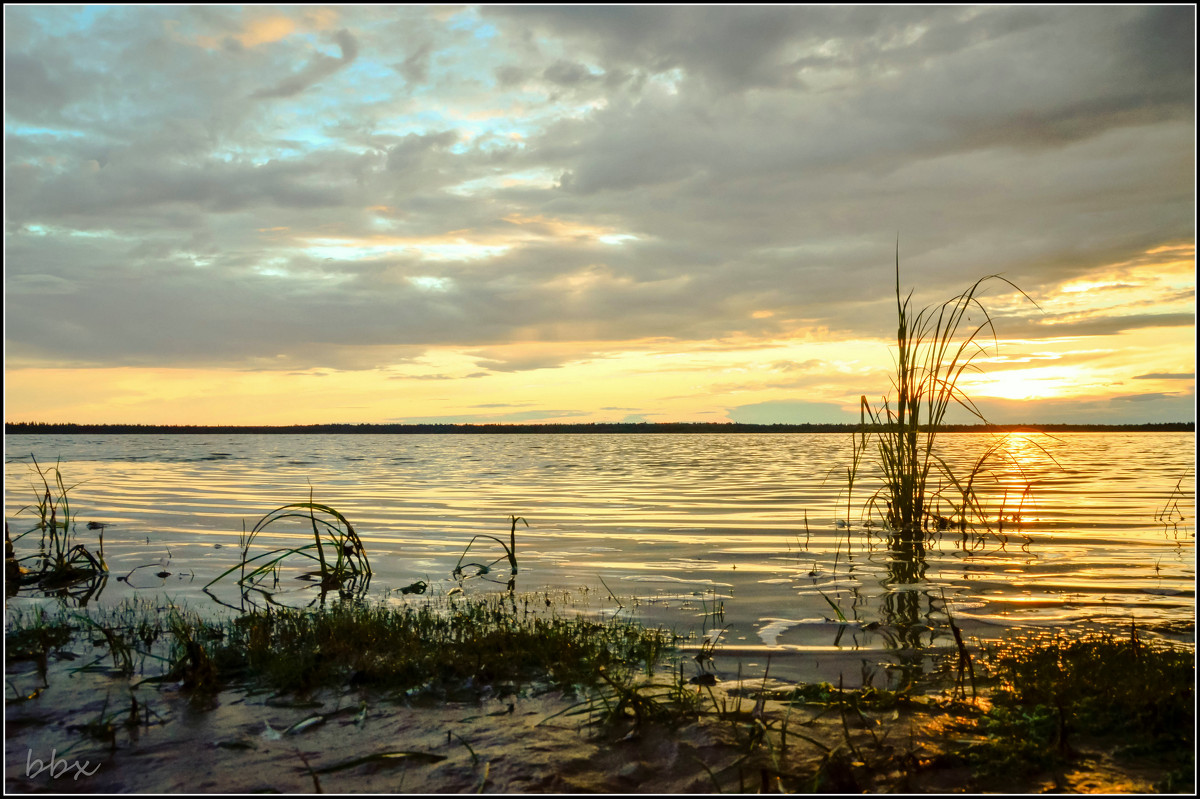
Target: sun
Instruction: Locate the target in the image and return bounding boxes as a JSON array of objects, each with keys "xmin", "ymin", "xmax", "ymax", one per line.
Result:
[{"xmin": 959, "ymin": 367, "xmax": 1077, "ymax": 401}]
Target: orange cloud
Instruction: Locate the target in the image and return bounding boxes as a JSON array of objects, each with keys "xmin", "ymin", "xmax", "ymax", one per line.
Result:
[{"xmin": 237, "ymin": 16, "xmax": 296, "ymax": 47}]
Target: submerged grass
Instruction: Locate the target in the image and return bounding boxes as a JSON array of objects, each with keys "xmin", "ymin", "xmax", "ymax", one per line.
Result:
[{"xmin": 206, "ymin": 493, "xmax": 370, "ymax": 596}]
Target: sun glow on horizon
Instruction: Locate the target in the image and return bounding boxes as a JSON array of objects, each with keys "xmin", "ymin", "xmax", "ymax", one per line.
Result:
[{"xmin": 958, "ymin": 367, "xmax": 1081, "ymax": 401}]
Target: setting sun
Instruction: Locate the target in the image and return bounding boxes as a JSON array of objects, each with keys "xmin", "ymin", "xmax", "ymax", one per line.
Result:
[{"xmin": 959, "ymin": 368, "xmax": 1080, "ymax": 401}]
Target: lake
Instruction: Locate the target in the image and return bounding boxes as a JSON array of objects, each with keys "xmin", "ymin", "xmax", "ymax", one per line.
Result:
[{"xmin": 4, "ymin": 432, "xmax": 1194, "ymax": 686}]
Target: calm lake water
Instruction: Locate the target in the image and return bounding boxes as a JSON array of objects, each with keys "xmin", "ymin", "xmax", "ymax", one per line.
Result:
[{"xmin": 5, "ymin": 432, "xmax": 1194, "ymax": 685}]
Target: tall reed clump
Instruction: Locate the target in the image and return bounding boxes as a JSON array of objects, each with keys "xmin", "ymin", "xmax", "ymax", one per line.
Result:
[
  {"xmin": 206, "ymin": 494, "xmax": 370, "ymax": 594},
  {"xmin": 850, "ymin": 248, "xmax": 1038, "ymax": 538},
  {"xmin": 7, "ymin": 455, "xmax": 106, "ymax": 586}
]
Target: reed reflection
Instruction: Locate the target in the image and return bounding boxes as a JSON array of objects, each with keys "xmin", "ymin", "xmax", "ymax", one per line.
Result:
[{"xmin": 879, "ymin": 534, "xmax": 930, "ymax": 650}]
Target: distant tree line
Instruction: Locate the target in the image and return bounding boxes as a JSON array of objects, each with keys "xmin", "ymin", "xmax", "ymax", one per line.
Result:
[{"xmin": 5, "ymin": 421, "xmax": 1195, "ymax": 434}]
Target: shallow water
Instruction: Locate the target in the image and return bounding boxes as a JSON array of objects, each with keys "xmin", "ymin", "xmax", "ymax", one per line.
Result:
[{"xmin": 4, "ymin": 432, "xmax": 1194, "ymax": 685}]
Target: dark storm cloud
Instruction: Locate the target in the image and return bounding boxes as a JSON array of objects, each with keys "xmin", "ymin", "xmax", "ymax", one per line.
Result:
[{"xmin": 3, "ymin": 5, "xmax": 1194, "ymax": 379}]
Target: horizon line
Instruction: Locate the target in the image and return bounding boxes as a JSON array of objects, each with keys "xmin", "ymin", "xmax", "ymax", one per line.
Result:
[{"xmin": 6, "ymin": 421, "xmax": 1195, "ymax": 434}]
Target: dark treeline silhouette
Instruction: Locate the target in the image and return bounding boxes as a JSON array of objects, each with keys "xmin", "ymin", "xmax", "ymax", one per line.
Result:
[{"xmin": 5, "ymin": 421, "xmax": 1195, "ymax": 435}]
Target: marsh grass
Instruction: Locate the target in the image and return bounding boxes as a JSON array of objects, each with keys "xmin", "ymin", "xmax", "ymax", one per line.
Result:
[
  {"xmin": 847, "ymin": 249, "xmax": 1045, "ymax": 538},
  {"xmin": 206, "ymin": 493, "xmax": 370, "ymax": 596},
  {"xmin": 963, "ymin": 631, "xmax": 1194, "ymax": 785},
  {"xmin": 6, "ymin": 456, "xmax": 106, "ymax": 588},
  {"xmin": 7, "ymin": 594, "xmax": 677, "ymax": 703},
  {"xmin": 453, "ymin": 514, "xmax": 527, "ymax": 591}
]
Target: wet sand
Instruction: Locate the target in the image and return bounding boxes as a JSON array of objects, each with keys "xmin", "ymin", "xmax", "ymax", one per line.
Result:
[{"xmin": 5, "ymin": 653, "xmax": 1170, "ymax": 794}]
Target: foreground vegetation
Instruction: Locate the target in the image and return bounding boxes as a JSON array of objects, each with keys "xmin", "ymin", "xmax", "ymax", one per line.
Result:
[
  {"xmin": 5, "ymin": 456, "xmax": 107, "ymax": 596},
  {"xmin": 6, "ymin": 595, "xmax": 674, "ymax": 701},
  {"xmin": 844, "ymin": 251, "xmax": 1045, "ymax": 537},
  {"xmin": 6, "ymin": 595, "xmax": 1193, "ymax": 792},
  {"xmin": 962, "ymin": 630, "xmax": 1194, "ymax": 792}
]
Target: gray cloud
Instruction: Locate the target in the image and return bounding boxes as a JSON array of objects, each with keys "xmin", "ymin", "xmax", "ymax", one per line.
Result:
[
  {"xmin": 389, "ymin": 409, "xmax": 587, "ymax": 424},
  {"xmin": 252, "ymin": 29, "xmax": 360, "ymax": 99},
  {"xmin": 397, "ymin": 41, "xmax": 433, "ymax": 85},
  {"xmin": 727, "ymin": 400, "xmax": 854, "ymax": 425}
]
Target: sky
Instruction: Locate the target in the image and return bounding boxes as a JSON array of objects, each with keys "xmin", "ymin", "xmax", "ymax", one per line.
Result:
[{"xmin": 3, "ymin": 4, "xmax": 1196, "ymax": 426}]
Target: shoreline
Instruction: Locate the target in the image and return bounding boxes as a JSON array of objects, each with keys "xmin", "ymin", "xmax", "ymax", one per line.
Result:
[
  {"xmin": 4, "ymin": 678, "xmax": 1173, "ymax": 794},
  {"xmin": 7, "ymin": 602, "xmax": 1192, "ymax": 794},
  {"xmin": 6, "ymin": 421, "xmax": 1195, "ymax": 435}
]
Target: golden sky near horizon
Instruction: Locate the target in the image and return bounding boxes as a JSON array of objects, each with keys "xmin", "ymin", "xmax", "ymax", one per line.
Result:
[{"xmin": 4, "ymin": 6, "xmax": 1195, "ymax": 426}]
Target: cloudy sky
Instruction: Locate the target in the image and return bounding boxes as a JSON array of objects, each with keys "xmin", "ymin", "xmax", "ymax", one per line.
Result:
[{"xmin": 4, "ymin": 5, "xmax": 1195, "ymax": 426}]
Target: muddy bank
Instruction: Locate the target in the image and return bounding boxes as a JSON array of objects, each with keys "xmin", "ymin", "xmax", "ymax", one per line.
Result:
[{"xmin": 5, "ymin": 661, "xmax": 1181, "ymax": 794}]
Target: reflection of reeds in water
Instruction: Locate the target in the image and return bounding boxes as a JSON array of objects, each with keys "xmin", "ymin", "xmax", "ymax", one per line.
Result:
[
  {"xmin": 850, "ymin": 247, "xmax": 1039, "ymax": 540},
  {"xmin": 1155, "ymin": 467, "xmax": 1194, "ymax": 537}
]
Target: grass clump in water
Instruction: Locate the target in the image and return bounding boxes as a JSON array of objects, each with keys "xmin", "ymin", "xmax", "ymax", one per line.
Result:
[
  {"xmin": 6, "ymin": 456, "xmax": 107, "ymax": 590},
  {"xmin": 219, "ymin": 594, "xmax": 673, "ymax": 698},
  {"xmin": 6, "ymin": 595, "xmax": 677, "ymax": 703},
  {"xmin": 848, "ymin": 247, "xmax": 1042, "ymax": 537},
  {"xmin": 206, "ymin": 495, "xmax": 370, "ymax": 596},
  {"xmin": 453, "ymin": 514, "xmax": 526, "ymax": 592}
]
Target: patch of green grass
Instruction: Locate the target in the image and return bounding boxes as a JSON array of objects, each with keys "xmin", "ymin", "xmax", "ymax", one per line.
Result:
[
  {"xmin": 963, "ymin": 632, "xmax": 1194, "ymax": 779},
  {"xmin": 6, "ymin": 594, "xmax": 678, "ymax": 702},
  {"xmin": 219, "ymin": 594, "xmax": 674, "ymax": 697}
]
